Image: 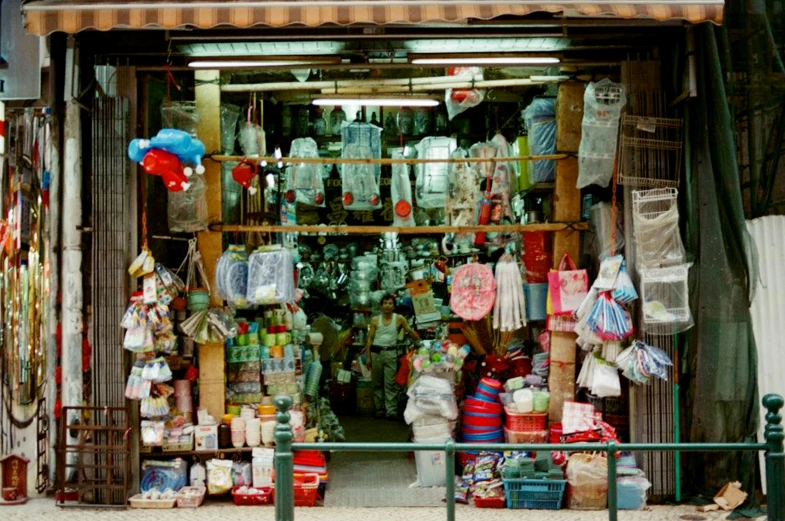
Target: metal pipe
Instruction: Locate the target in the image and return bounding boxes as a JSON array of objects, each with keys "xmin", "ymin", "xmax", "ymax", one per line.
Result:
[
  {"xmin": 445, "ymin": 439, "xmax": 455, "ymax": 521},
  {"xmin": 61, "ymin": 38, "xmax": 83, "ymax": 453},
  {"xmin": 764, "ymin": 394, "xmax": 785, "ymax": 521},
  {"xmin": 274, "ymin": 395, "xmax": 294, "ymax": 521},
  {"xmin": 607, "ymin": 440, "xmax": 618, "ymax": 521}
]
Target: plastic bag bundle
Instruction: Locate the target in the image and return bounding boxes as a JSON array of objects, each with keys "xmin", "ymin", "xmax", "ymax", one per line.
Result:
[
  {"xmin": 612, "ymin": 264, "xmax": 638, "ymax": 304},
  {"xmin": 586, "ymin": 292, "xmax": 634, "ymax": 341},
  {"xmin": 181, "ymin": 308, "xmax": 238, "ymax": 344},
  {"xmin": 246, "ymin": 246, "xmax": 296, "ymax": 305},
  {"xmin": 342, "ymin": 122, "xmax": 382, "ymax": 210},
  {"xmin": 492, "ymin": 253, "xmax": 527, "ymax": 332},
  {"xmin": 415, "ymin": 136, "xmax": 457, "ymax": 209},
  {"xmin": 286, "ymin": 138, "xmax": 325, "ymax": 207},
  {"xmin": 522, "ymin": 98, "xmax": 557, "ymax": 183},
  {"xmin": 404, "ymin": 374, "xmax": 459, "ymax": 424},
  {"xmin": 168, "ymin": 173, "xmax": 208, "ymax": 233},
  {"xmin": 615, "ymin": 340, "xmax": 673, "ymax": 384},
  {"xmin": 577, "ymin": 79, "xmax": 627, "ymax": 189}
]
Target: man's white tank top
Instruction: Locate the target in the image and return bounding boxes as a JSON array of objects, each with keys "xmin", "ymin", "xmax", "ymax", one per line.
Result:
[{"xmin": 373, "ymin": 313, "xmax": 398, "ymax": 347}]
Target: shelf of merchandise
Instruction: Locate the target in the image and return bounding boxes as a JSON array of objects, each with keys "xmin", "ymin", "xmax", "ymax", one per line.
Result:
[
  {"xmin": 211, "ymin": 153, "xmax": 569, "ymax": 165},
  {"xmin": 211, "ymin": 222, "xmax": 588, "ymax": 235},
  {"xmin": 141, "ymin": 446, "xmax": 257, "ymax": 458}
]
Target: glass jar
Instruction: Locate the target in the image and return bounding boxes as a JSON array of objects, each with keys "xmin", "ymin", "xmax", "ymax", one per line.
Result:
[{"xmin": 218, "ymin": 422, "xmax": 232, "ymax": 449}]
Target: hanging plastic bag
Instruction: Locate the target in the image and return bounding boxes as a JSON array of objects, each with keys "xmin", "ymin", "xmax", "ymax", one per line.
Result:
[
  {"xmin": 415, "ymin": 136, "xmax": 456, "ymax": 209},
  {"xmin": 586, "ymin": 292, "xmax": 634, "ymax": 341},
  {"xmin": 285, "ymin": 138, "xmax": 325, "ymax": 207},
  {"xmin": 445, "ymin": 148, "xmax": 479, "ymax": 240},
  {"xmin": 391, "ymin": 153, "xmax": 415, "ymax": 227},
  {"xmin": 445, "ymin": 67, "xmax": 484, "ymax": 120},
  {"xmin": 522, "ymin": 97, "xmax": 557, "ymax": 183},
  {"xmin": 246, "ymin": 246, "xmax": 295, "ymax": 305},
  {"xmin": 168, "ymin": 173, "xmax": 208, "ymax": 233},
  {"xmin": 342, "ymin": 122, "xmax": 382, "ymax": 210},
  {"xmin": 592, "ymin": 362, "xmax": 621, "ymax": 398},
  {"xmin": 577, "ymin": 79, "xmax": 626, "ymax": 189}
]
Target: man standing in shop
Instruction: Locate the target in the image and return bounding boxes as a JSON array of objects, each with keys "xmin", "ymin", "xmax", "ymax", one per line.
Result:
[{"xmin": 365, "ymin": 294, "xmax": 420, "ymax": 420}]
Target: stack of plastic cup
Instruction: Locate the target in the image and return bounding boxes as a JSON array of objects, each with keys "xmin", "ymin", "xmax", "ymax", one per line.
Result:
[
  {"xmin": 231, "ymin": 417, "xmax": 246, "ymax": 448},
  {"xmin": 305, "ymin": 361, "xmax": 322, "ymax": 398},
  {"xmin": 245, "ymin": 418, "xmax": 261, "ymax": 447}
]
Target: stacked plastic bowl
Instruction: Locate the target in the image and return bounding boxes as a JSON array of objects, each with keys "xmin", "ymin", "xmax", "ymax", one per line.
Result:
[{"xmin": 461, "ymin": 377, "xmax": 504, "ymax": 443}]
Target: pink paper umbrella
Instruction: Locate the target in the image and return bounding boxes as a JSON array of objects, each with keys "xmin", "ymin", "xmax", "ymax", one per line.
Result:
[{"xmin": 449, "ymin": 263, "xmax": 496, "ymax": 321}]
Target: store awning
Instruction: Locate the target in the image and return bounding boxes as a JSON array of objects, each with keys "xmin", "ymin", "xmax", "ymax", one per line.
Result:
[{"xmin": 22, "ymin": 0, "xmax": 724, "ymax": 36}]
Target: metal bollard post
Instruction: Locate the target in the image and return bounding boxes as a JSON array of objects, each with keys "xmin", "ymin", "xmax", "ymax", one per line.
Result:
[
  {"xmin": 607, "ymin": 440, "xmax": 618, "ymax": 521},
  {"xmin": 445, "ymin": 440, "xmax": 455, "ymax": 521},
  {"xmin": 274, "ymin": 394, "xmax": 294, "ymax": 521},
  {"xmin": 764, "ymin": 394, "xmax": 785, "ymax": 521}
]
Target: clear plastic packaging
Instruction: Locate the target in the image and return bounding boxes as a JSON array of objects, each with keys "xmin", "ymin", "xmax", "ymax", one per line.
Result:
[
  {"xmin": 161, "ymin": 101, "xmax": 199, "ymax": 137},
  {"xmin": 577, "ymin": 79, "xmax": 627, "ymax": 189},
  {"xmin": 391, "ymin": 152, "xmax": 415, "ymax": 226},
  {"xmin": 286, "ymin": 138, "xmax": 325, "ymax": 207},
  {"xmin": 415, "ymin": 136, "xmax": 457, "ymax": 209},
  {"xmin": 566, "ymin": 453, "xmax": 608, "ymax": 510},
  {"xmin": 589, "ymin": 202, "xmax": 625, "ymax": 261},
  {"xmin": 341, "ymin": 122, "xmax": 382, "ymax": 210},
  {"xmin": 168, "ymin": 173, "xmax": 208, "ymax": 233},
  {"xmin": 639, "ymin": 264, "xmax": 693, "ymax": 334},
  {"xmin": 445, "ymin": 67, "xmax": 484, "ymax": 120},
  {"xmin": 404, "ymin": 374, "xmax": 459, "ymax": 424},
  {"xmin": 220, "ymin": 104, "xmax": 240, "ymax": 154},
  {"xmin": 632, "ymin": 188, "xmax": 686, "ymax": 269},
  {"xmin": 246, "ymin": 247, "xmax": 296, "ymax": 305},
  {"xmin": 522, "ymin": 98, "xmax": 557, "ymax": 183},
  {"xmin": 238, "ymin": 122, "xmax": 265, "ymax": 157}
]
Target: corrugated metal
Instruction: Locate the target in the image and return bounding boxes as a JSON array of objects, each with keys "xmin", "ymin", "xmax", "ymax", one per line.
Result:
[{"xmin": 747, "ymin": 215, "xmax": 785, "ymax": 494}]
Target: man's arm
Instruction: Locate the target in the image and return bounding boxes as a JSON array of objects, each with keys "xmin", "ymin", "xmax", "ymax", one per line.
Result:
[
  {"xmin": 399, "ymin": 315, "xmax": 421, "ymax": 342},
  {"xmin": 365, "ymin": 317, "xmax": 377, "ymax": 365}
]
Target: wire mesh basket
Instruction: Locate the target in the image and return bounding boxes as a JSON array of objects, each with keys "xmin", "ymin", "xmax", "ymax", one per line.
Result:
[
  {"xmin": 631, "ymin": 188, "xmax": 686, "ymax": 270},
  {"xmin": 618, "ymin": 115, "xmax": 683, "ymax": 188},
  {"xmin": 639, "ymin": 264, "xmax": 692, "ymax": 332}
]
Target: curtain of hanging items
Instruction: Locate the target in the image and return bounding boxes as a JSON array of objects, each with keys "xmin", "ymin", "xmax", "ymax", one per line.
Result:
[{"xmin": 0, "ymin": 108, "xmax": 51, "ymax": 448}]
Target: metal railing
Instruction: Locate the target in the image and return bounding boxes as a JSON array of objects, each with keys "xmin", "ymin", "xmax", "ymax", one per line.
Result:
[{"xmin": 272, "ymin": 393, "xmax": 785, "ymax": 521}]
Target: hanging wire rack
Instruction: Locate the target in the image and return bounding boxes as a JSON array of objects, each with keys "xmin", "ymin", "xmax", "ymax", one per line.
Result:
[{"xmin": 618, "ymin": 115, "xmax": 683, "ymax": 188}]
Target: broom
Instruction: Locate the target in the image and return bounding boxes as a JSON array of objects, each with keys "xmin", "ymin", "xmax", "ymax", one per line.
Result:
[{"xmin": 462, "ymin": 314, "xmax": 494, "ymax": 355}]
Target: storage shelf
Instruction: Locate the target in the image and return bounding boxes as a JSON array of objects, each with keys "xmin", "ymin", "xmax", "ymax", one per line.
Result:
[
  {"xmin": 210, "ymin": 153, "xmax": 569, "ymax": 165},
  {"xmin": 140, "ymin": 447, "xmax": 257, "ymax": 457},
  {"xmin": 210, "ymin": 223, "xmax": 588, "ymax": 235}
]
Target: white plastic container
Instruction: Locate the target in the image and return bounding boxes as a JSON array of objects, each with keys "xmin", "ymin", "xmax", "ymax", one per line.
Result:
[
  {"xmin": 413, "ymin": 434, "xmax": 450, "ymax": 487},
  {"xmin": 513, "ymin": 389, "xmax": 534, "ymax": 413}
]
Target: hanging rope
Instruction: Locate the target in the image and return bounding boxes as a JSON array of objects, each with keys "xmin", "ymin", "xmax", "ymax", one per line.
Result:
[{"xmin": 610, "ymin": 158, "xmax": 619, "ymax": 257}]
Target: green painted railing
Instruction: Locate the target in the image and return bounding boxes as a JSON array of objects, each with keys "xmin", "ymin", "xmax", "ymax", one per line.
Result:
[{"xmin": 273, "ymin": 393, "xmax": 785, "ymax": 521}]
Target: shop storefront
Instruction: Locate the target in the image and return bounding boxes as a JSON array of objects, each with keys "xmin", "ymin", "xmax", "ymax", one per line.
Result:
[{"xmin": 7, "ymin": 0, "xmax": 760, "ymax": 513}]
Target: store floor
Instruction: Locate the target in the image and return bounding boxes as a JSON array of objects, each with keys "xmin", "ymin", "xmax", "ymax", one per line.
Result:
[
  {"xmin": 324, "ymin": 414, "xmax": 445, "ymax": 507},
  {"xmin": 5, "ymin": 499, "xmax": 767, "ymax": 520}
]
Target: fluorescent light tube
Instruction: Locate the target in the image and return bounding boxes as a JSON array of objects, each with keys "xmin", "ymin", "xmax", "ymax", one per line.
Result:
[
  {"xmin": 188, "ymin": 60, "xmax": 317, "ymax": 68},
  {"xmin": 313, "ymin": 98, "xmax": 439, "ymax": 107},
  {"xmin": 411, "ymin": 57, "xmax": 560, "ymax": 66}
]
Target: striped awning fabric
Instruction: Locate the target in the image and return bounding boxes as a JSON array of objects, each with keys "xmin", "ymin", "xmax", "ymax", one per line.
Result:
[{"xmin": 22, "ymin": 1, "xmax": 724, "ymax": 36}]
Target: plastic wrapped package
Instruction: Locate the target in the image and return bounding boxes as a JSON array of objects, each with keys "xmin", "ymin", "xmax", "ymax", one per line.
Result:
[
  {"xmin": 632, "ymin": 188, "xmax": 686, "ymax": 269},
  {"xmin": 168, "ymin": 174, "xmax": 208, "ymax": 233},
  {"xmin": 566, "ymin": 453, "xmax": 608, "ymax": 510},
  {"xmin": 238, "ymin": 122, "xmax": 265, "ymax": 157},
  {"xmin": 577, "ymin": 79, "xmax": 627, "ymax": 189},
  {"xmin": 639, "ymin": 264, "xmax": 693, "ymax": 334},
  {"xmin": 246, "ymin": 247, "xmax": 296, "ymax": 305},
  {"xmin": 206, "ymin": 459, "xmax": 234, "ymax": 495},
  {"xmin": 404, "ymin": 374, "xmax": 458, "ymax": 424},
  {"xmin": 214, "ymin": 245, "xmax": 249, "ymax": 307},
  {"xmin": 391, "ymin": 152, "xmax": 415, "ymax": 226},
  {"xmin": 415, "ymin": 136, "xmax": 457, "ymax": 209},
  {"xmin": 341, "ymin": 144, "xmax": 381, "ymax": 210},
  {"xmin": 162, "ymin": 101, "xmax": 199, "ymax": 137},
  {"xmin": 220, "ymin": 104, "xmax": 240, "ymax": 154},
  {"xmin": 286, "ymin": 138, "xmax": 325, "ymax": 207},
  {"xmin": 445, "ymin": 148, "xmax": 479, "ymax": 221},
  {"xmin": 141, "ymin": 458, "xmax": 188, "ymax": 492},
  {"xmin": 589, "ymin": 202, "xmax": 625, "ymax": 260},
  {"xmin": 522, "ymin": 98, "xmax": 557, "ymax": 183},
  {"xmin": 617, "ymin": 477, "xmax": 651, "ymax": 510},
  {"xmin": 341, "ymin": 122, "xmax": 382, "ymax": 209},
  {"xmin": 445, "ymin": 67, "xmax": 484, "ymax": 120}
]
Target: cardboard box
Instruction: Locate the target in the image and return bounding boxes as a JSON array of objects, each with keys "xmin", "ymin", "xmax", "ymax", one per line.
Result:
[
  {"xmin": 194, "ymin": 425, "xmax": 218, "ymax": 451},
  {"xmin": 412, "ymin": 291, "xmax": 436, "ymax": 315},
  {"xmin": 714, "ymin": 482, "xmax": 747, "ymax": 511}
]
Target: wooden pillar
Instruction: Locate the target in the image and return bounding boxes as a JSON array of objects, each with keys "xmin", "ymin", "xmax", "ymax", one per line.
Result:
[
  {"xmin": 547, "ymin": 82, "xmax": 584, "ymax": 424},
  {"xmin": 195, "ymin": 69, "xmax": 225, "ymax": 419}
]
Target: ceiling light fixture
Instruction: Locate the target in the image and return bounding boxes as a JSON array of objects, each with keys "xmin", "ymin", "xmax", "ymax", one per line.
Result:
[
  {"xmin": 313, "ymin": 98, "xmax": 439, "ymax": 107},
  {"xmin": 411, "ymin": 57, "xmax": 560, "ymax": 66},
  {"xmin": 188, "ymin": 59, "xmax": 334, "ymax": 69}
]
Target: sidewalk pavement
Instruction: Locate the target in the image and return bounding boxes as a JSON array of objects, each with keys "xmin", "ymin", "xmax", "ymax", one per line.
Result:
[{"xmin": 0, "ymin": 498, "xmax": 766, "ymax": 521}]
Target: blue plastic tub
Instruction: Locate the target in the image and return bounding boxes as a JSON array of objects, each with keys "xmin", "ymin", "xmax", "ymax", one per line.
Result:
[{"xmin": 617, "ymin": 479, "xmax": 648, "ymax": 510}]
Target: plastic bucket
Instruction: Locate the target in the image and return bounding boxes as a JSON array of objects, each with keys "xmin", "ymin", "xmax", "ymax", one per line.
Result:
[
  {"xmin": 524, "ymin": 283, "xmax": 549, "ymax": 321},
  {"xmin": 414, "ymin": 435, "xmax": 451, "ymax": 487}
]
